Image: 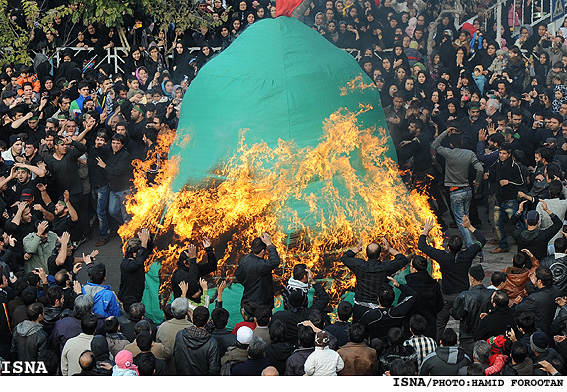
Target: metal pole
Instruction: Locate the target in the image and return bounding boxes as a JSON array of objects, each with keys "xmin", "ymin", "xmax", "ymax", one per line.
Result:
[{"xmin": 496, "ymin": 0, "xmax": 502, "ymax": 48}]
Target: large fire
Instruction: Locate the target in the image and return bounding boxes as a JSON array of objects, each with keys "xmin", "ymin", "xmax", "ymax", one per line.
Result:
[{"xmin": 119, "ymin": 88, "xmax": 444, "ymax": 306}]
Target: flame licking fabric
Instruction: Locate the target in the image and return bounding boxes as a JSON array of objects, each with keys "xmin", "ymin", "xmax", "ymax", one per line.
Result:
[
  {"xmin": 119, "ymin": 102, "xmax": 444, "ymax": 306},
  {"xmin": 119, "ymin": 17, "xmax": 444, "ymax": 310}
]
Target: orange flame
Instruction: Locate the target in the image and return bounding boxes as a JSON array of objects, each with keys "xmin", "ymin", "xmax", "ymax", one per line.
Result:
[{"xmin": 120, "ymin": 82, "xmax": 444, "ymax": 307}]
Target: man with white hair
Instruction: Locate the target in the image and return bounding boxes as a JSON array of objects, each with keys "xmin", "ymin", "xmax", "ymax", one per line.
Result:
[
  {"xmin": 485, "ymin": 98, "xmax": 501, "ymax": 124},
  {"xmin": 156, "ymin": 298, "xmax": 192, "ymax": 375}
]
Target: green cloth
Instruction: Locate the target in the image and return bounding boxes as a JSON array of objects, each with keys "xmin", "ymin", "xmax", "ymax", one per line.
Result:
[
  {"xmin": 168, "ymin": 16, "xmax": 396, "ymax": 232},
  {"xmin": 142, "ymin": 262, "xmax": 164, "ymax": 324}
]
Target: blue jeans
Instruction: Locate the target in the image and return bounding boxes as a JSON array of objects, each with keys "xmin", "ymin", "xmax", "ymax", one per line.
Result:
[
  {"xmin": 493, "ymin": 199, "xmax": 519, "ymax": 250},
  {"xmin": 109, "ymin": 189, "xmax": 131, "ymax": 225},
  {"xmin": 92, "ymin": 185, "xmax": 109, "ymax": 238},
  {"xmin": 449, "ymin": 187, "xmax": 474, "ymax": 247}
]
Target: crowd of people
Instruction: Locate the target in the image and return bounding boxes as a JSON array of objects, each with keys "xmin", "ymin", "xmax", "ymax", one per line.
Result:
[{"xmin": 0, "ymin": 0, "xmax": 566, "ymax": 378}]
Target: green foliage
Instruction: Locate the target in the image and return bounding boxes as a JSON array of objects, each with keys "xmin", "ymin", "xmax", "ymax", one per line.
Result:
[
  {"xmin": 145, "ymin": 0, "xmax": 223, "ymax": 33},
  {"xmin": 0, "ymin": 0, "xmax": 40, "ymax": 65}
]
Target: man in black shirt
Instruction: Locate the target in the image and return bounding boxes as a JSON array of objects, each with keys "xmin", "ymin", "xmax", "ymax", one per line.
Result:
[
  {"xmin": 87, "ymin": 132, "xmax": 110, "ymax": 246},
  {"xmin": 418, "ymin": 216, "xmax": 486, "ymax": 342},
  {"xmin": 341, "ymin": 238, "xmax": 409, "ymax": 322},
  {"xmin": 44, "ymin": 135, "xmax": 87, "ymax": 242},
  {"xmin": 118, "ymin": 228, "xmax": 151, "ymax": 304}
]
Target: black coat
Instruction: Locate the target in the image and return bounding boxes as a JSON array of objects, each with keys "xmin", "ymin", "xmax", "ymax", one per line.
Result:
[
  {"xmin": 284, "ymin": 347, "xmax": 314, "ymax": 376},
  {"xmin": 401, "ymin": 270, "xmax": 444, "ymax": 339},
  {"xmin": 118, "ymin": 247, "xmax": 150, "ymax": 303},
  {"xmin": 174, "ymin": 326, "xmax": 220, "ymax": 375},
  {"xmin": 10, "ymin": 320, "xmax": 49, "ymax": 365},
  {"xmin": 235, "ymin": 246, "xmax": 280, "ymax": 309},
  {"xmin": 450, "ymin": 284, "xmax": 493, "ymax": 339},
  {"xmin": 473, "ymin": 306, "xmax": 516, "ymax": 341},
  {"xmin": 265, "ymin": 341, "xmax": 295, "ymax": 375},
  {"xmin": 516, "ymin": 285, "xmax": 561, "ymax": 337},
  {"xmin": 171, "ymin": 246, "xmax": 217, "ymax": 300},
  {"xmin": 270, "ymin": 283, "xmax": 330, "ymax": 345},
  {"xmin": 211, "ymin": 328, "xmax": 237, "ymax": 358}
]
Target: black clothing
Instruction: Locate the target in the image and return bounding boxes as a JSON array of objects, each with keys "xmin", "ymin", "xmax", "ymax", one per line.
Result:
[
  {"xmin": 540, "ymin": 254, "xmax": 567, "ymax": 296},
  {"xmin": 511, "ymin": 212, "xmax": 562, "ymax": 261},
  {"xmin": 324, "ymin": 321, "xmax": 350, "ymax": 348},
  {"xmin": 418, "ymin": 231, "xmax": 486, "ymax": 295},
  {"xmin": 473, "ymin": 306, "xmax": 516, "ymax": 341},
  {"xmin": 174, "ymin": 325, "xmax": 220, "ymax": 375},
  {"xmin": 270, "ymin": 283, "xmax": 330, "ymax": 345},
  {"xmin": 284, "ymin": 347, "xmax": 314, "ymax": 375},
  {"xmin": 235, "ymin": 246, "xmax": 280, "ymax": 309},
  {"xmin": 44, "ymin": 140, "xmax": 87, "ymax": 196},
  {"xmin": 104, "ymin": 147, "xmax": 132, "ymax": 192},
  {"xmin": 341, "ymin": 250, "xmax": 409, "ymax": 304},
  {"xmin": 450, "ymin": 284, "xmax": 493, "ymax": 339},
  {"xmin": 265, "ymin": 341, "xmax": 295, "ymax": 375},
  {"xmin": 171, "ymin": 246, "xmax": 217, "ymax": 300},
  {"xmin": 118, "ymin": 246, "xmax": 150, "ymax": 304},
  {"xmin": 211, "ymin": 328, "xmax": 237, "ymax": 358},
  {"xmin": 516, "ymin": 285, "xmax": 561, "ymax": 337}
]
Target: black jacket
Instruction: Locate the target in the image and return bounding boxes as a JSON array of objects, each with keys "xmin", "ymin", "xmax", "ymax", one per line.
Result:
[
  {"xmin": 487, "ymin": 157, "xmax": 525, "ymax": 202},
  {"xmin": 235, "ymin": 246, "xmax": 280, "ymax": 309},
  {"xmin": 418, "ymin": 231, "xmax": 486, "ymax": 295},
  {"xmin": 511, "ymin": 213, "xmax": 562, "ymax": 261},
  {"xmin": 41, "ymin": 305, "xmax": 71, "ymax": 336},
  {"xmin": 284, "ymin": 347, "xmax": 314, "ymax": 376},
  {"xmin": 419, "ymin": 346, "xmax": 471, "ymax": 375},
  {"xmin": 450, "ymin": 284, "xmax": 493, "ymax": 339},
  {"xmin": 104, "ymin": 147, "xmax": 132, "ymax": 191},
  {"xmin": 359, "ymin": 284, "xmax": 418, "ymax": 342},
  {"xmin": 271, "ymin": 283, "xmax": 330, "ymax": 345},
  {"xmin": 401, "ymin": 270, "xmax": 444, "ymax": 339},
  {"xmin": 265, "ymin": 341, "xmax": 295, "ymax": 375},
  {"xmin": 341, "ymin": 251, "xmax": 409, "ymax": 304},
  {"xmin": 171, "ymin": 246, "xmax": 217, "ymax": 300},
  {"xmin": 211, "ymin": 328, "xmax": 237, "ymax": 358},
  {"xmin": 174, "ymin": 325, "xmax": 220, "ymax": 375},
  {"xmin": 473, "ymin": 306, "xmax": 516, "ymax": 341},
  {"xmin": 10, "ymin": 320, "xmax": 49, "ymax": 365},
  {"xmin": 118, "ymin": 247, "xmax": 150, "ymax": 303},
  {"xmin": 538, "ymin": 254, "xmax": 567, "ymax": 296},
  {"xmin": 516, "ymin": 285, "xmax": 561, "ymax": 337}
]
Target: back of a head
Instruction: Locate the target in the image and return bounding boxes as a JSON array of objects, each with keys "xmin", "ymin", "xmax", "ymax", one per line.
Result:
[
  {"xmin": 192, "ymin": 306, "xmax": 209, "ymax": 328},
  {"xmin": 447, "ymin": 235, "xmax": 463, "ymax": 253},
  {"xmin": 448, "ymin": 133, "xmax": 462, "ymax": 148},
  {"xmin": 378, "ymin": 285, "xmax": 395, "ymax": 307},
  {"xmin": 515, "ymin": 311, "xmax": 536, "ymax": 334},
  {"xmin": 242, "ymin": 301, "xmax": 257, "ymax": 321},
  {"xmin": 308, "ymin": 309, "xmax": 324, "ymax": 329},
  {"xmin": 136, "ymin": 331, "xmax": 153, "ymax": 352},
  {"xmin": 492, "ymin": 290, "xmax": 509, "ymax": 309},
  {"xmin": 54, "ymin": 270, "xmax": 70, "ymax": 287},
  {"xmin": 491, "ymin": 271, "xmax": 507, "ymax": 287},
  {"xmin": 251, "ymin": 237, "xmax": 266, "ymax": 255},
  {"xmin": 554, "ymin": 237, "xmax": 567, "ymax": 254},
  {"xmin": 163, "ymin": 304, "xmax": 173, "ymax": 320},
  {"xmin": 409, "ymin": 314, "xmax": 427, "ymax": 336},
  {"xmin": 411, "ymin": 255, "xmax": 428, "ymax": 272},
  {"xmin": 387, "ymin": 327, "xmax": 404, "ymax": 350},
  {"xmin": 473, "ymin": 340, "xmax": 491, "ymax": 364},
  {"xmin": 467, "ymin": 363, "xmax": 486, "ymax": 376},
  {"xmin": 292, "ymin": 263, "xmax": 307, "ymax": 281},
  {"xmin": 366, "ymin": 242, "xmax": 382, "ymax": 259},
  {"xmin": 171, "ymin": 298, "xmax": 189, "ymax": 320},
  {"xmin": 348, "ymin": 323, "xmax": 366, "ymax": 344},
  {"xmin": 337, "ymin": 300, "xmax": 353, "ymax": 321},
  {"xmin": 536, "ymin": 266, "xmax": 553, "ymax": 287},
  {"xmin": 254, "ymin": 305, "xmax": 271, "ymax": 327},
  {"xmin": 248, "ymin": 336, "xmax": 267, "ymax": 360},
  {"xmin": 211, "ymin": 307, "xmax": 230, "ymax": 329},
  {"xmin": 389, "ymin": 359, "xmax": 417, "ymax": 376},
  {"xmin": 134, "ymin": 319, "xmax": 151, "ymax": 336},
  {"xmin": 269, "ymin": 319, "xmax": 287, "ymax": 343},
  {"xmin": 548, "ymin": 179, "xmax": 563, "ymax": 198},
  {"xmin": 512, "ymin": 253, "xmax": 528, "ymax": 269},
  {"xmin": 79, "ymin": 350, "xmax": 96, "ymax": 371},
  {"xmin": 88, "ymin": 263, "xmax": 106, "ymax": 284},
  {"xmin": 21, "ymin": 286, "xmax": 38, "ymax": 306},
  {"xmin": 137, "ymin": 352, "xmax": 156, "ymax": 376},
  {"xmin": 74, "ymin": 294, "xmax": 94, "ymax": 319},
  {"xmin": 129, "ymin": 302, "xmax": 146, "ymax": 322},
  {"xmin": 26, "ymin": 302, "xmax": 44, "ymax": 321},
  {"xmin": 511, "ymin": 342, "xmax": 528, "ymax": 363},
  {"xmin": 104, "ymin": 316, "xmax": 120, "ymax": 334},
  {"xmin": 81, "ymin": 314, "xmax": 99, "ymax": 335},
  {"xmin": 297, "ymin": 325, "xmax": 315, "ymax": 348},
  {"xmin": 441, "ymin": 328, "xmax": 457, "ymax": 346}
]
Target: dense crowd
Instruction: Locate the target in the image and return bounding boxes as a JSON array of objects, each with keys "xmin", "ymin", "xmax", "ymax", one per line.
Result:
[{"xmin": 0, "ymin": 0, "xmax": 566, "ymax": 378}]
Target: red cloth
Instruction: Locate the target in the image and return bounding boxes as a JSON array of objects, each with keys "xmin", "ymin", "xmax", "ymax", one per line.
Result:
[
  {"xmin": 231, "ymin": 320, "xmax": 256, "ymax": 335},
  {"xmin": 275, "ymin": 0, "xmax": 303, "ymax": 17}
]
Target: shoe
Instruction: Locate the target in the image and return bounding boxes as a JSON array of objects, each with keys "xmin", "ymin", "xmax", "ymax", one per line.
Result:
[
  {"xmin": 72, "ymin": 237, "xmax": 87, "ymax": 249},
  {"xmin": 490, "ymin": 247, "xmax": 509, "ymax": 254},
  {"xmin": 96, "ymin": 237, "xmax": 109, "ymax": 247},
  {"xmin": 487, "ymin": 238, "xmax": 500, "ymax": 245}
]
